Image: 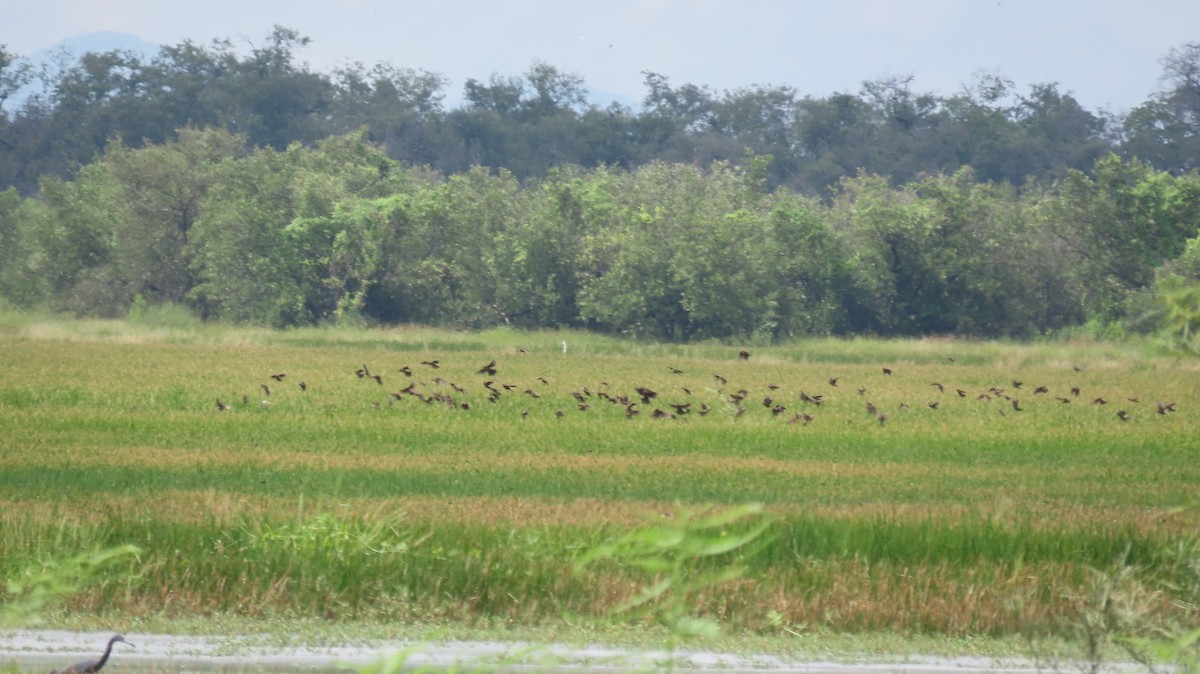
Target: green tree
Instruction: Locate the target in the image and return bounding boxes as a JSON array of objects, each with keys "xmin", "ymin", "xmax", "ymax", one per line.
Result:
[
  {"xmin": 765, "ymin": 190, "xmax": 847, "ymax": 336},
  {"xmin": 21, "ymin": 164, "xmax": 126, "ymax": 314},
  {"xmin": 187, "ymin": 145, "xmax": 306, "ymax": 325},
  {"xmin": 1047, "ymin": 154, "xmax": 1200, "ymax": 323},
  {"xmin": 189, "ymin": 131, "xmax": 402, "ymax": 325},
  {"xmin": 329, "ymin": 61, "xmax": 448, "ymax": 166},
  {"xmin": 789, "ymin": 93, "xmax": 874, "ymax": 194},
  {"xmin": 1121, "ymin": 42, "xmax": 1200, "ymax": 172},
  {"xmin": 0, "ymin": 187, "xmax": 25, "ymax": 302},
  {"xmin": 101, "ymin": 127, "xmax": 246, "ymax": 307},
  {"xmin": 577, "ymin": 161, "xmax": 778, "ymax": 340},
  {"xmin": 829, "ymin": 167, "xmax": 1042, "ymax": 336}
]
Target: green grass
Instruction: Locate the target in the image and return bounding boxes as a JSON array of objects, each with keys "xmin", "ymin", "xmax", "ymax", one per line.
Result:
[{"xmin": 1, "ymin": 314, "xmax": 1197, "ymax": 648}]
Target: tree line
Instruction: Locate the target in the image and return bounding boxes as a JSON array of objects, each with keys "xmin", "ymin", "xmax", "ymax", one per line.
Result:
[
  {"xmin": 2, "ymin": 28, "xmax": 1199, "ymax": 197},
  {"xmin": 1, "ymin": 126, "xmax": 1199, "ymax": 343},
  {"xmin": 0, "ymin": 29, "xmax": 1199, "ymax": 344}
]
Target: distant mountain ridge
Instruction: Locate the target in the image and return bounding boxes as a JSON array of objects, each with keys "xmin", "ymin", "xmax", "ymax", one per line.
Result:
[
  {"xmin": 23, "ymin": 30, "xmax": 162, "ymax": 64},
  {"xmin": 3, "ymin": 31, "xmax": 161, "ymax": 111}
]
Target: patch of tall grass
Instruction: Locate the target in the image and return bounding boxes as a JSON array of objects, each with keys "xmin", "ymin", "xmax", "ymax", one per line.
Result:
[{"xmin": 1, "ymin": 506, "xmax": 1190, "ymax": 634}]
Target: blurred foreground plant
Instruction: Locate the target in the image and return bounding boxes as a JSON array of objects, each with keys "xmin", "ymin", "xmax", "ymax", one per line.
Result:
[
  {"xmin": 575, "ymin": 502, "xmax": 777, "ymax": 644},
  {"xmin": 1119, "ymin": 533, "xmax": 1200, "ymax": 673},
  {"xmin": 1, "ymin": 545, "xmax": 141, "ymax": 627}
]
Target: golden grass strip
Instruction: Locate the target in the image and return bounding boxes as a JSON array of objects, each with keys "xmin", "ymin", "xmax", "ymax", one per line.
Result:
[
  {"xmin": 0, "ymin": 444, "xmax": 1175, "ymax": 484},
  {"xmin": 2, "ymin": 491, "xmax": 1191, "ymax": 533}
]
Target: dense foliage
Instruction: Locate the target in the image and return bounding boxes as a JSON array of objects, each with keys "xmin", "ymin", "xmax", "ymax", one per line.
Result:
[{"xmin": 1, "ymin": 30, "xmax": 1200, "ymax": 340}]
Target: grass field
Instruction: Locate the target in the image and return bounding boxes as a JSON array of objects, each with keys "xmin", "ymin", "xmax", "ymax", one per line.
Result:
[{"xmin": 1, "ymin": 314, "xmax": 1198, "ymax": 656}]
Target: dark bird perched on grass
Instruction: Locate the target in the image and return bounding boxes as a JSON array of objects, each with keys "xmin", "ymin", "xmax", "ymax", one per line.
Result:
[
  {"xmin": 828, "ymin": 377, "xmax": 839, "ymax": 387},
  {"xmin": 1158, "ymin": 402, "xmax": 1176, "ymax": 415},
  {"xmin": 865, "ymin": 401, "xmax": 877, "ymax": 415},
  {"xmin": 1012, "ymin": 380, "xmax": 1022, "ymax": 389},
  {"xmin": 882, "ymin": 367, "xmax": 893, "ymax": 375},
  {"xmin": 1093, "ymin": 397, "xmax": 1107, "ymax": 405},
  {"xmin": 524, "ymin": 388, "xmax": 541, "ymax": 399},
  {"xmin": 714, "ymin": 374, "xmax": 728, "ymax": 386},
  {"xmin": 421, "ymin": 360, "xmax": 440, "ymax": 369},
  {"xmin": 399, "ymin": 365, "xmax": 413, "ymax": 377},
  {"xmin": 1117, "ymin": 410, "xmax": 1130, "ymax": 422},
  {"xmin": 298, "ymin": 381, "xmax": 307, "ymax": 391},
  {"xmin": 1071, "ymin": 387, "xmax": 1081, "ymax": 397},
  {"xmin": 372, "ymin": 374, "xmax": 383, "ymax": 385},
  {"xmin": 739, "ymin": 350, "xmax": 751, "ymax": 360},
  {"xmin": 52, "ymin": 634, "xmax": 132, "ymax": 674},
  {"xmin": 1034, "ymin": 386, "xmax": 1049, "ymax": 394},
  {"xmin": 668, "ymin": 366, "xmax": 683, "ymax": 374},
  {"xmin": 877, "ymin": 414, "xmax": 888, "ymax": 426},
  {"xmin": 215, "ymin": 399, "xmax": 228, "ymax": 412},
  {"xmin": 477, "ymin": 360, "xmax": 497, "ymax": 375},
  {"xmin": 956, "ymin": 389, "xmax": 967, "ymax": 398},
  {"xmin": 270, "ymin": 373, "xmax": 286, "ymax": 381}
]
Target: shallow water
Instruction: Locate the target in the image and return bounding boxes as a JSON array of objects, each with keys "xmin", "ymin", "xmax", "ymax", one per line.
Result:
[{"xmin": 0, "ymin": 629, "xmax": 1144, "ymax": 674}]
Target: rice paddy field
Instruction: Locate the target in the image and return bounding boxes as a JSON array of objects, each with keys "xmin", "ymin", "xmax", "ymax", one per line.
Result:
[{"xmin": 2, "ymin": 314, "xmax": 1199, "ymax": 656}]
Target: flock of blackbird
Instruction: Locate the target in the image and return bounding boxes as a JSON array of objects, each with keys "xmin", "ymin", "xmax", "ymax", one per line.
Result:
[{"xmin": 215, "ymin": 349, "xmax": 1180, "ymax": 426}]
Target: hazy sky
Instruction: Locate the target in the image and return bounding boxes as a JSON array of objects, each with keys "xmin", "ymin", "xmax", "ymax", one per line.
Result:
[{"xmin": 7, "ymin": 0, "xmax": 1199, "ymax": 113}]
